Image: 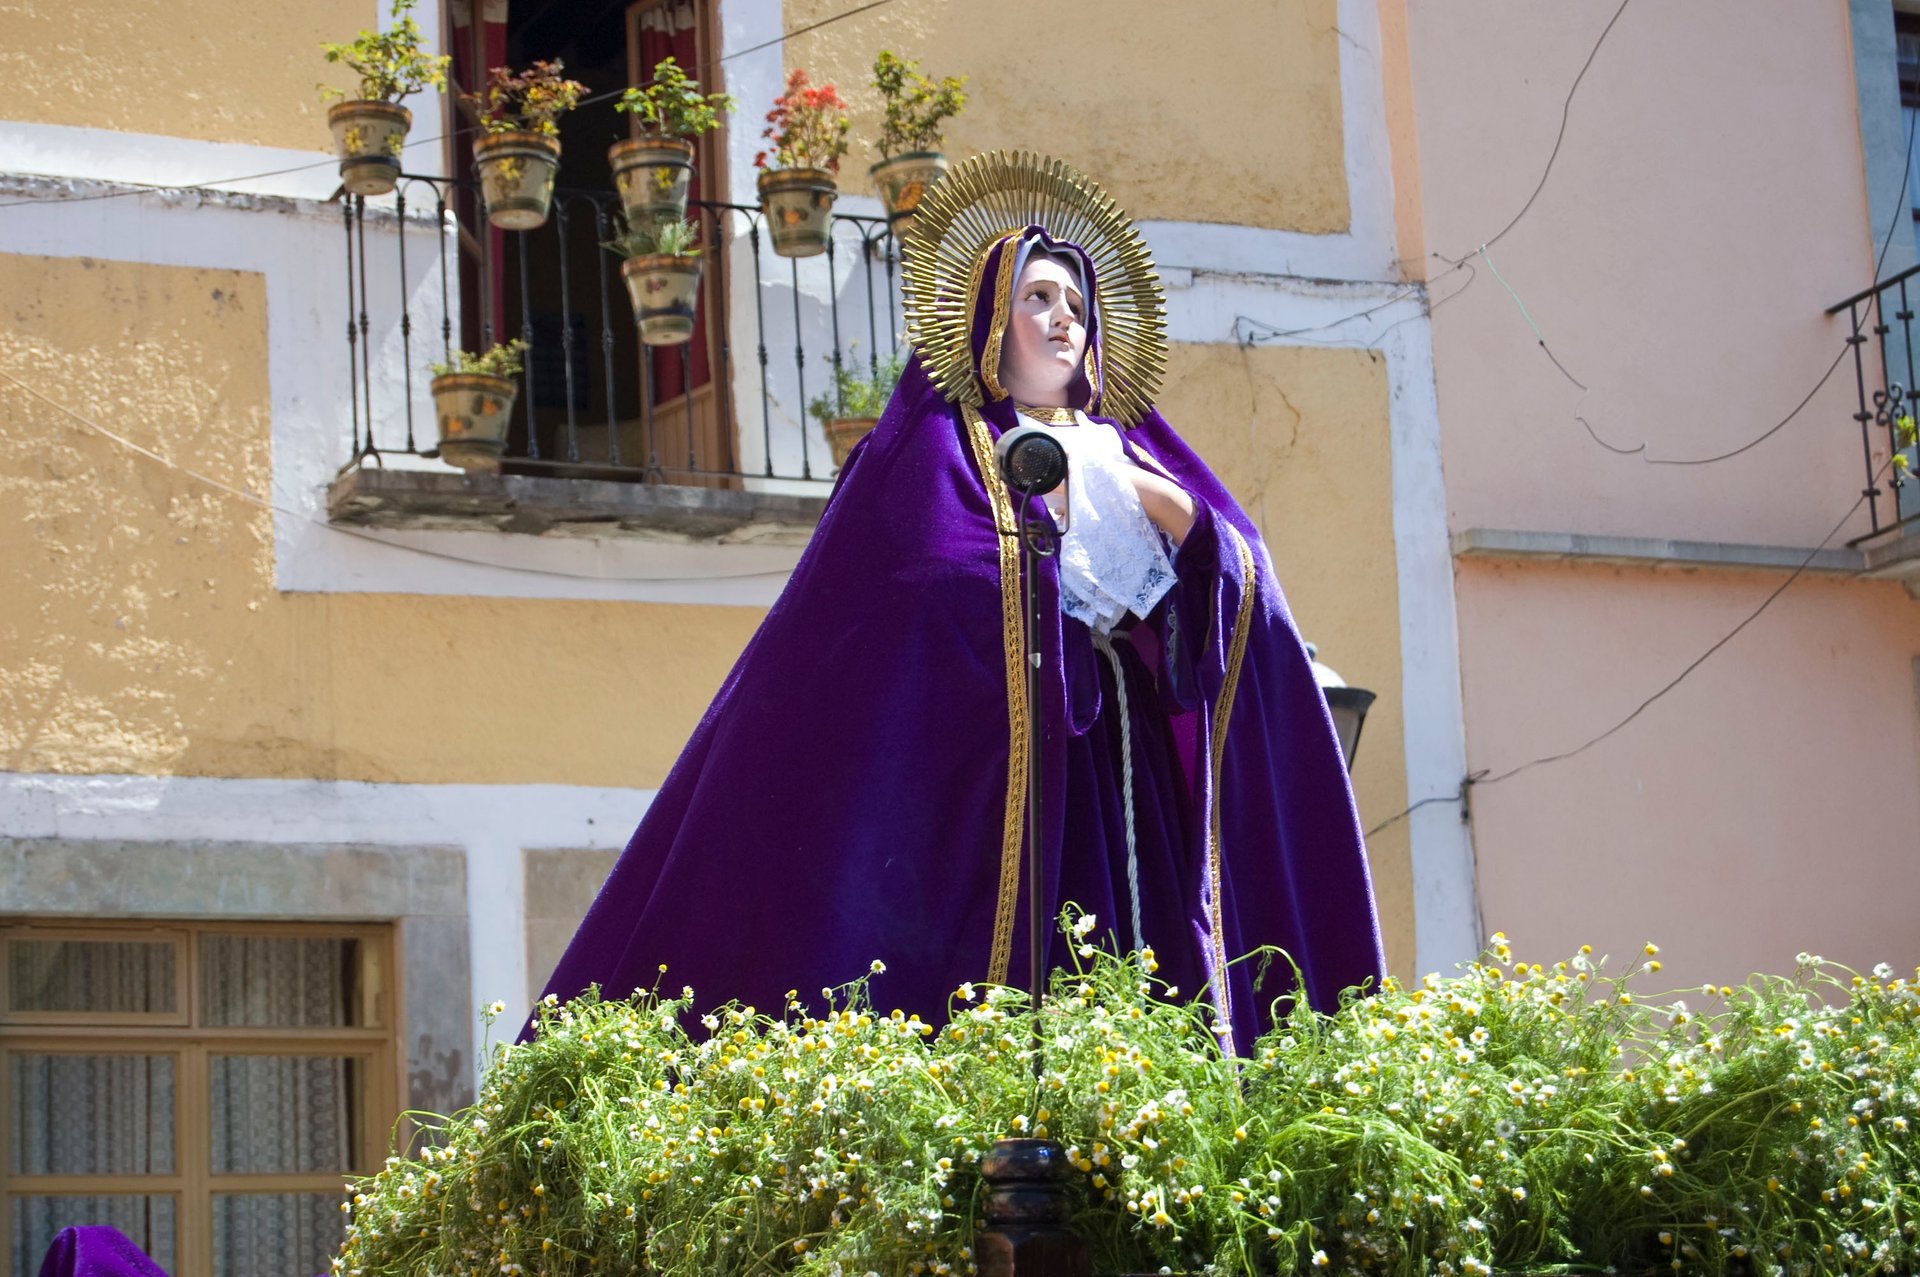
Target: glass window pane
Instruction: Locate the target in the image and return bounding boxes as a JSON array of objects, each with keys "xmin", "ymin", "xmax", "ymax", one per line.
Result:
[
  {"xmin": 7, "ymin": 938, "xmax": 177, "ymax": 1016},
  {"xmin": 10, "ymin": 1194, "xmax": 176, "ymax": 1276},
  {"xmin": 200, "ymin": 936, "xmax": 362, "ymax": 1027},
  {"xmin": 209, "ymin": 1056, "xmax": 361, "ymax": 1174},
  {"xmin": 9, "ymin": 1053, "xmax": 176, "ymax": 1175},
  {"xmin": 212, "ymin": 1193, "xmax": 345, "ymax": 1277}
]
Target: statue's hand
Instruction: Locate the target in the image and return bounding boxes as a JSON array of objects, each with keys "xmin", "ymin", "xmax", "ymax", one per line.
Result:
[{"xmin": 1125, "ymin": 466, "xmax": 1197, "ymax": 547}]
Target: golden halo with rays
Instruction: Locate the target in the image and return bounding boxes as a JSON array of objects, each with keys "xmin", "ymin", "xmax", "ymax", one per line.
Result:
[{"xmin": 900, "ymin": 150, "xmax": 1168, "ymax": 428}]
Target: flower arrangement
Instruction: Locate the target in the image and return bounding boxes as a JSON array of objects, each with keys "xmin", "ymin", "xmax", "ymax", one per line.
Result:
[
  {"xmin": 602, "ymin": 215, "xmax": 701, "ymax": 260},
  {"xmin": 872, "ymin": 51, "xmax": 967, "ymax": 160},
  {"xmin": 755, "ymin": 68, "xmax": 852, "ymax": 174},
  {"xmin": 808, "ymin": 348, "xmax": 906, "ymax": 426},
  {"xmin": 617, "ymin": 57, "xmax": 737, "ymax": 141},
  {"xmin": 463, "ymin": 61, "xmax": 588, "ymax": 137},
  {"xmin": 430, "ymin": 339, "xmax": 527, "ymax": 381},
  {"xmin": 318, "ymin": 0, "xmax": 449, "ymax": 103},
  {"xmin": 335, "ymin": 923, "xmax": 1920, "ymax": 1277}
]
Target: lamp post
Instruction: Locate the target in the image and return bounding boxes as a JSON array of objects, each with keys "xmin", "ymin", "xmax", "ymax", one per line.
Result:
[{"xmin": 1307, "ymin": 643, "xmax": 1375, "ymax": 773}]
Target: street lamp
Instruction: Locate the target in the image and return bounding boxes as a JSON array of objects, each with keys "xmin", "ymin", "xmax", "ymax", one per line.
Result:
[{"xmin": 1306, "ymin": 643, "xmax": 1376, "ymax": 773}]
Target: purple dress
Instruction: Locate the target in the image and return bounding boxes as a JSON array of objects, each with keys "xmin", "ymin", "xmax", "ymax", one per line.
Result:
[{"xmin": 536, "ymin": 229, "xmax": 1383, "ymax": 1053}]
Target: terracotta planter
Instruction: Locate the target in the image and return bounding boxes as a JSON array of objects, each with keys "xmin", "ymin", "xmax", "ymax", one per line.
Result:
[
  {"xmin": 474, "ymin": 132, "xmax": 561, "ymax": 231},
  {"xmin": 610, "ymin": 137, "xmax": 695, "ymax": 228},
  {"xmin": 621, "ymin": 255, "xmax": 703, "ymax": 346},
  {"xmin": 757, "ymin": 167, "xmax": 837, "ymax": 258},
  {"xmin": 869, "ymin": 150, "xmax": 947, "ymax": 240},
  {"xmin": 431, "ymin": 372, "xmax": 518, "ymax": 471},
  {"xmin": 327, "ymin": 100, "xmax": 411, "ymax": 197},
  {"xmin": 824, "ymin": 415, "xmax": 879, "ymax": 468}
]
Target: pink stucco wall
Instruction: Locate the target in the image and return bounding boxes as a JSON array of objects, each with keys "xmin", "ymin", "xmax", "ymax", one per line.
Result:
[
  {"xmin": 1405, "ymin": 1, "xmax": 1920, "ymax": 989},
  {"xmin": 1408, "ymin": 0, "xmax": 1888, "ymax": 546},
  {"xmin": 1456, "ymin": 560, "xmax": 1920, "ymax": 988}
]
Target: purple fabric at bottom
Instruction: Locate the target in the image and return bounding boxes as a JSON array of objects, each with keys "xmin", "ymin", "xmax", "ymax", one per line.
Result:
[{"xmin": 35, "ymin": 1227, "xmax": 169, "ymax": 1277}]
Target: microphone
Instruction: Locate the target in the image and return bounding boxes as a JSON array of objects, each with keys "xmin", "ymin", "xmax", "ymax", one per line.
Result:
[{"xmin": 994, "ymin": 424, "xmax": 1068, "ymax": 496}]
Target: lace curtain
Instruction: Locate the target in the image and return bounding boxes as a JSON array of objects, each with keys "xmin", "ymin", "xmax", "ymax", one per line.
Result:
[{"xmin": 9, "ymin": 936, "xmax": 354, "ymax": 1277}]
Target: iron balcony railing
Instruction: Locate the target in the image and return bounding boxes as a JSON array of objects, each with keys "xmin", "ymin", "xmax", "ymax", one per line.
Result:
[
  {"xmin": 1828, "ymin": 260, "xmax": 1920, "ymax": 542},
  {"xmin": 337, "ymin": 175, "xmax": 906, "ymax": 486}
]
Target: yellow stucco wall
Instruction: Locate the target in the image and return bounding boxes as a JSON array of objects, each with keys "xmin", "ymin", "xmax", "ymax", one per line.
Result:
[
  {"xmin": 0, "ymin": 252, "xmax": 759, "ymax": 787},
  {"xmin": 779, "ymin": 0, "xmax": 1350, "ymax": 234},
  {"xmin": 1159, "ymin": 342, "xmax": 1412, "ymax": 976},
  {"xmin": 0, "ymin": 0, "xmax": 378, "ymax": 151}
]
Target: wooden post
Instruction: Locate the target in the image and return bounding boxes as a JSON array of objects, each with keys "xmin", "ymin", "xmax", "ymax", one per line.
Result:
[{"xmin": 976, "ymin": 1139, "xmax": 1091, "ymax": 1277}]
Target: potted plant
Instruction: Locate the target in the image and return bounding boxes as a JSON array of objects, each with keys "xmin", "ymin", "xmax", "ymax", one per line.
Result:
[
  {"xmin": 869, "ymin": 50, "xmax": 966, "ymax": 238},
  {"xmin": 463, "ymin": 60, "xmax": 586, "ymax": 231},
  {"xmin": 755, "ymin": 68, "xmax": 851, "ymax": 259},
  {"xmin": 611, "ymin": 57, "xmax": 736, "ymax": 229},
  {"xmin": 808, "ymin": 347, "xmax": 904, "ymax": 466},
  {"xmin": 428, "ymin": 338, "xmax": 526, "ymax": 470},
  {"xmin": 603, "ymin": 215, "xmax": 703, "ymax": 346},
  {"xmin": 318, "ymin": 0, "xmax": 449, "ymax": 197}
]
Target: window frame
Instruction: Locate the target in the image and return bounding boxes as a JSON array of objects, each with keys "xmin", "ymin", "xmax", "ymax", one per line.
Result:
[{"xmin": 0, "ymin": 920, "xmax": 400, "ymax": 1277}]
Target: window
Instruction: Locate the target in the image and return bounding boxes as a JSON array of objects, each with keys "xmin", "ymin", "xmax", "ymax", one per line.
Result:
[
  {"xmin": 1, "ymin": 923, "xmax": 398, "ymax": 1277},
  {"xmin": 1896, "ymin": 11, "xmax": 1920, "ymax": 217}
]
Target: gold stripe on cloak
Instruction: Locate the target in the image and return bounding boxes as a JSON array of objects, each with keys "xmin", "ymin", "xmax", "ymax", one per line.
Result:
[
  {"xmin": 979, "ymin": 238, "xmax": 1023, "ymax": 403},
  {"xmin": 1206, "ymin": 522, "xmax": 1259, "ymax": 1053},
  {"xmin": 962, "ymin": 402, "xmax": 1030, "ymax": 987}
]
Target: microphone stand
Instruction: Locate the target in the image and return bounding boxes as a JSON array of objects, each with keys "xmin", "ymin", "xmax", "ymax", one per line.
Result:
[{"xmin": 1014, "ymin": 504, "xmax": 1059, "ymax": 1080}]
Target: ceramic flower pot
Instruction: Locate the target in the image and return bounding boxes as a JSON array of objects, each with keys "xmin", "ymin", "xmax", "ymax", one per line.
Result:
[
  {"xmin": 431, "ymin": 372, "xmax": 517, "ymax": 470},
  {"xmin": 609, "ymin": 137, "xmax": 695, "ymax": 228},
  {"xmin": 621, "ymin": 254, "xmax": 703, "ymax": 346},
  {"xmin": 757, "ymin": 167, "xmax": 837, "ymax": 258},
  {"xmin": 474, "ymin": 132, "xmax": 562, "ymax": 231},
  {"xmin": 869, "ymin": 150, "xmax": 947, "ymax": 240},
  {"xmin": 327, "ymin": 100, "xmax": 411, "ymax": 197},
  {"xmin": 824, "ymin": 415, "xmax": 879, "ymax": 468}
]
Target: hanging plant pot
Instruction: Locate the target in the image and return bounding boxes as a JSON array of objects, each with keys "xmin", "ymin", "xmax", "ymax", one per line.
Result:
[
  {"xmin": 824, "ymin": 416, "xmax": 879, "ymax": 468},
  {"xmin": 757, "ymin": 167, "xmax": 837, "ymax": 258},
  {"xmin": 621, "ymin": 255, "xmax": 703, "ymax": 346},
  {"xmin": 869, "ymin": 150, "xmax": 947, "ymax": 240},
  {"xmin": 431, "ymin": 372, "xmax": 518, "ymax": 471},
  {"xmin": 328, "ymin": 101, "xmax": 411, "ymax": 197},
  {"xmin": 610, "ymin": 137, "xmax": 695, "ymax": 228},
  {"xmin": 474, "ymin": 132, "xmax": 561, "ymax": 231}
]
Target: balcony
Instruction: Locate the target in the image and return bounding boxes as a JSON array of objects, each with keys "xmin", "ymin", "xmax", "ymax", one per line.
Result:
[
  {"xmin": 324, "ymin": 177, "xmax": 905, "ymax": 543},
  {"xmin": 1828, "ymin": 262, "xmax": 1920, "ymax": 590}
]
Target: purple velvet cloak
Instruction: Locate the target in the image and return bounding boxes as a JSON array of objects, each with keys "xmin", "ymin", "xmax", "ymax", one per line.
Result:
[
  {"xmin": 537, "ymin": 362, "xmax": 1385, "ymax": 1048},
  {"xmin": 538, "ymin": 235, "xmax": 1384, "ymax": 1053}
]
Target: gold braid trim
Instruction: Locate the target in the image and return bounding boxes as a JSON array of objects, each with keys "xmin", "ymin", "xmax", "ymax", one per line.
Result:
[
  {"xmin": 1206, "ymin": 523, "xmax": 1258, "ymax": 1053},
  {"xmin": 963, "ymin": 404, "xmax": 1029, "ymax": 986},
  {"xmin": 978, "ymin": 235, "xmax": 1022, "ymax": 403}
]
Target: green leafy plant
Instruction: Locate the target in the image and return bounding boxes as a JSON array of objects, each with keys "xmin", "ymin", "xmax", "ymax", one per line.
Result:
[
  {"xmin": 602, "ymin": 214, "xmax": 701, "ymax": 260},
  {"xmin": 463, "ymin": 61, "xmax": 587, "ymax": 138},
  {"xmin": 808, "ymin": 348, "xmax": 905, "ymax": 425},
  {"xmin": 616, "ymin": 57, "xmax": 737, "ymax": 141},
  {"xmin": 1895, "ymin": 411, "xmax": 1916, "ymax": 474},
  {"xmin": 335, "ymin": 924, "xmax": 1920, "ymax": 1277},
  {"xmin": 755, "ymin": 68, "xmax": 851, "ymax": 174},
  {"xmin": 872, "ymin": 51, "xmax": 967, "ymax": 159},
  {"xmin": 319, "ymin": 0, "xmax": 450, "ymax": 104},
  {"xmin": 430, "ymin": 338, "xmax": 527, "ymax": 381}
]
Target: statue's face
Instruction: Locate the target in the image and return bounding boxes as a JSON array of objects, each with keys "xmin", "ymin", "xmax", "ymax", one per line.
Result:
[{"xmin": 997, "ymin": 254, "xmax": 1088, "ymax": 407}]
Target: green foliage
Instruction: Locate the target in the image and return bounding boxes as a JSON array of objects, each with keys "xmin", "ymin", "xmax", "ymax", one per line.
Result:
[
  {"xmin": 335, "ymin": 925, "xmax": 1920, "ymax": 1277},
  {"xmin": 808, "ymin": 349, "xmax": 906, "ymax": 425},
  {"xmin": 430, "ymin": 339, "xmax": 527, "ymax": 381},
  {"xmin": 602, "ymin": 213, "xmax": 701, "ymax": 260},
  {"xmin": 1896, "ymin": 412, "xmax": 1916, "ymax": 474},
  {"xmin": 463, "ymin": 61, "xmax": 587, "ymax": 138},
  {"xmin": 616, "ymin": 57, "xmax": 737, "ymax": 141},
  {"xmin": 318, "ymin": 0, "xmax": 449, "ymax": 104},
  {"xmin": 872, "ymin": 51, "xmax": 967, "ymax": 160}
]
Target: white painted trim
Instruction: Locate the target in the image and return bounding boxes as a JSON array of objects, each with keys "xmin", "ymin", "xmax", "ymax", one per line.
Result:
[
  {"xmin": 0, "ymin": 771, "xmax": 650, "ymax": 1084},
  {"xmin": 0, "ymin": 122, "xmax": 346, "ymax": 202}
]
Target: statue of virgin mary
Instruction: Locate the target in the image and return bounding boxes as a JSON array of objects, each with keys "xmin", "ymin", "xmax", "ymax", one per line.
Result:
[{"xmin": 536, "ymin": 152, "xmax": 1384, "ymax": 1053}]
